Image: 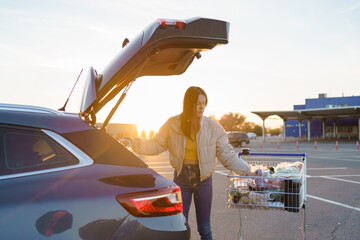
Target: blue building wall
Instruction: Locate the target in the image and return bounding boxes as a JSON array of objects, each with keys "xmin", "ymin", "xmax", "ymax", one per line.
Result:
[
  {"xmin": 286, "ymin": 119, "xmax": 307, "ymax": 138},
  {"xmin": 293, "ymin": 104, "xmax": 305, "ymax": 110},
  {"xmin": 304, "ymin": 96, "xmax": 360, "ymax": 109},
  {"xmin": 286, "ymin": 95, "xmax": 360, "ymax": 138}
]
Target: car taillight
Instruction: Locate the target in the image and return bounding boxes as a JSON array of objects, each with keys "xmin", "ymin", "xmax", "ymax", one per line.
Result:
[
  {"xmin": 116, "ymin": 185, "xmax": 183, "ymax": 217},
  {"xmin": 158, "ymin": 19, "xmax": 186, "ymax": 29}
]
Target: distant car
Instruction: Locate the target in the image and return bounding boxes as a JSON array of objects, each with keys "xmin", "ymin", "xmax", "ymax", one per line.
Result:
[
  {"xmin": 0, "ymin": 17, "xmax": 229, "ymax": 239},
  {"xmin": 247, "ymin": 132, "xmax": 257, "ymax": 140},
  {"xmin": 226, "ymin": 131, "xmax": 250, "ymax": 148}
]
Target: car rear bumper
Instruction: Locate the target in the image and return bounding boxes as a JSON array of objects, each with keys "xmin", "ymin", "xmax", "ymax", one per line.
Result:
[{"xmin": 108, "ymin": 214, "xmax": 190, "ymax": 240}]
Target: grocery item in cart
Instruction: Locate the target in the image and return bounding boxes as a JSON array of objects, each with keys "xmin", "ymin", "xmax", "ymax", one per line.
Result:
[
  {"xmin": 227, "ymin": 153, "xmax": 307, "ymax": 240},
  {"xmin": 284, "ymin": 179, "xmax": 301, "ymax": 212},
  {"xmin": 248, "ymin": 169, "xmax": 270, "ymax": 191},
  {"xmin": 228, "ymin": 161, "xmax": 304, "ymax": 211},
  {"xmin": 273, "ymin": 162, "xmax": 303, "ymax": 178}
]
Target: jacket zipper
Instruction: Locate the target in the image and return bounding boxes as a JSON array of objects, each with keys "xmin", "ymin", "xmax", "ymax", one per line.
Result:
[
  {"xmin": 178, "ymin": 135, "xmax": 186, "ymax": 177},
  {"xmin": 197, "ymin": 125, "xmax": 204, "ymax": 181}
]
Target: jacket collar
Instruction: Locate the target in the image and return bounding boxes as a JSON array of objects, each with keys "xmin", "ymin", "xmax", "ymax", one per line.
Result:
[{"xmin": 170, "ymin": 115, "xmax": 183, "ymax": 134}]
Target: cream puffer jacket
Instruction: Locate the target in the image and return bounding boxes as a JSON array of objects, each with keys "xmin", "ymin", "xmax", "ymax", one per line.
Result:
[{"xmin": 132, "ymin": 115, "xmax": 251, "ymax": 180}]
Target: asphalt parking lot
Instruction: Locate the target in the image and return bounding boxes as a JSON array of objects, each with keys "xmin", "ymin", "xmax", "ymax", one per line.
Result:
[{"xmin": 139, "ymin": 138, "xmax": 360, "ymax": 240}]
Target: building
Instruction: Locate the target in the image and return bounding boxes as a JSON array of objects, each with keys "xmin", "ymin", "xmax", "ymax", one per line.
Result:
[{"xmin": 252, "ymin": 94, "xmax": 360, "ymax": 141}]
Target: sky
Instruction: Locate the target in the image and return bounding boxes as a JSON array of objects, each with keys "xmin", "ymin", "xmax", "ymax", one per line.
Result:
[{"xmin": 1, "ymin": 0, "xmax": 360, "ymax": 134}]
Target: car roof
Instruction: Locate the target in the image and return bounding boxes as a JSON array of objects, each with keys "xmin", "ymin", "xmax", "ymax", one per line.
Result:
[{"xmin": 0, "ymin": 104, "xmax": 91, "ymax": 133}]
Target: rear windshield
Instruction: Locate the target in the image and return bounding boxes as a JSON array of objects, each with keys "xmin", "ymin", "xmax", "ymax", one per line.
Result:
[{"xmin": 63, "ymin": 129, "xmax": 148, "ymax": 168}]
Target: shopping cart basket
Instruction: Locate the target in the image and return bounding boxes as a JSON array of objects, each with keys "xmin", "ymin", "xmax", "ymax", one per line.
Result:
[{"xmin": 227, "ymin": 149, "xmax": 306, "ymax": 240}]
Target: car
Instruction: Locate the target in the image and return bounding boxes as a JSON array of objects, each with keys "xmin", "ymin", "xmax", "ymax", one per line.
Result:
[
  {"xmin": 226, "ymin": 131, "xmax": 250, "ymax": 148},
  {"xmin": 0, "ymin": 17, "xmax": 229, "ymax": 239},
  {"xmin": 247, "ymin": 132, "xmax": 257, "ymax": 140}
]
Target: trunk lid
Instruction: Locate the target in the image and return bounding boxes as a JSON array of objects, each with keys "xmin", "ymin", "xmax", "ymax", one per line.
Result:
[{"xmin": 79, "ymin": 17, "xmax": 229, "ymax": 121}]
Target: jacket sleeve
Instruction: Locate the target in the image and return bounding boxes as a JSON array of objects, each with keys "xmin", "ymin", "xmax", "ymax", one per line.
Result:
[
  {"xmin": 132, "ymin": 119, "xmax": 169, "ymax": 155},
  {"xmin": 215, "ymin": 124, "xmax": 251, "ymax": 175}
]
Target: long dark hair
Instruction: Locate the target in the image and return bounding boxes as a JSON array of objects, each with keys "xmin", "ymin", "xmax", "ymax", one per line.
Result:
[{"xmin": 180, "ymin": 86, "xmax": 208, "ymax": 139}]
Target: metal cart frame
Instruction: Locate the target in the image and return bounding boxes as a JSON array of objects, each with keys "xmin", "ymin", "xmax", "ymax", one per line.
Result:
[{"xmin": 227, "ymin": 151, "xmax": 307, "ymax": 240}]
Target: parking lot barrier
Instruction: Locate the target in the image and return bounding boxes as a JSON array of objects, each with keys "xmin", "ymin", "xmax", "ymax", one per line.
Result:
[
  {"xmin": 315, "ymin": 141, "xmax": 317, "ymax": 150},
  {"xmin": 336, "ymin": 141, "xmax": 338, "ymax": 150},
  {"xmin": 357, "ymin": 141, "xmax": 359, "ymax": 150}
]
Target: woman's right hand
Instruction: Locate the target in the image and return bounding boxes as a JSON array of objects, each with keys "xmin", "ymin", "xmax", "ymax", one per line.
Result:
[
  {"xmin": 119, "ymin": 137, "xmax": 135, "ymax": 148},
  {"xmin": 123, "ymin": 137, "xmax": 138, "ymax": 148}
]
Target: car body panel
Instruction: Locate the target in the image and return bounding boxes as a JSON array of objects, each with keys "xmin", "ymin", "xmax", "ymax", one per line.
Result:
[{"xmin": 0, "ymin": 164, "xmax": 186, "ymax": 239}]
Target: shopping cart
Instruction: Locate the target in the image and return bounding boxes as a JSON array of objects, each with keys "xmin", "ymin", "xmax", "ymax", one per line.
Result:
[{"xmin": 227, "ymin": 149, "xmax": 306, "ymax": 240}]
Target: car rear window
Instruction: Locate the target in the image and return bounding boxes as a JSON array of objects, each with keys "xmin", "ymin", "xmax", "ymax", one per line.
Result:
[
  {"xmin": 229, "ymin": 132, "xmax": 242, "ymax": 138},
  {"xmin": 0, "ymin": 126, "xmax": 78, "ymax": 176},
  {"xmin": 63, "ymin": 129, "xmax": 148, "ymax": 168}
]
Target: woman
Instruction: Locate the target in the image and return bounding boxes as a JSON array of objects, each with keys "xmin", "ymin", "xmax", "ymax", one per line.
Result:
[{"xmin": 126, "ymin": 86, "xmax": 251, "ymax": 240}]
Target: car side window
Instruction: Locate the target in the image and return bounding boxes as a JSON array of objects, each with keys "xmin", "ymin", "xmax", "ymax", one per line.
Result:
[{"xmin": 0, "ymin": 126, "xmax": 78, "ymax": 175}]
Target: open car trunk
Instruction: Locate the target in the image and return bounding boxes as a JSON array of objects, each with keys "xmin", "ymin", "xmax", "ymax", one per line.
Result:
[{"xmin": 79, "ymin": 17, "xmax": 229, "ymax": 124}]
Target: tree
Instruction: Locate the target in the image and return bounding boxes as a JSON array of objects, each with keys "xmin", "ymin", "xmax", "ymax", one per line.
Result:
[
  {"xmin": 148, "ymin": 130, "xmax": 155, "ymax": 139},
  {"xmin": 239, "ymin": 122, "xmax": 263, "ymax": 136},
  {"xmin": 267, "ymin": 127, "xmax": 283, "ymax": 136},
  {"xmin": 218, "ymin": 112, "xmax": 246, "ymax": 131},
  {"xmin": 241, "ymin": 121, "xmax": 255, "ymax": 133},
  {"xmin": 208, "ymin": 114, "xmax": 217, "ymax": 121},
  {"xmin": 140, "ymin": 130, "xmax": 146, "ymax": 139},
  {"xmin": 251, "ymin": 125, "xmax": 263, "ymax": 136},
  {"xmin": 212, "ymin": 112, "xmax": 264, "ymax": 136}
]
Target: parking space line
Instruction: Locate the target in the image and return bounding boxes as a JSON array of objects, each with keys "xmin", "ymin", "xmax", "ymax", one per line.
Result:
[
  {"xmin": 307, "ymin": 194, "xmax": 360, "ymax": 212},
  {"xmin": 148, "ymin": 166, "xmax": 173, "ymax": 169},
  {"xmin": 307, "ymin": 167, "xmax": 347, "ymax": 170},
  {"xmin": 308, "ymin": 174, "xmax": 360, "ymax": 178},
  {"xmin": 311, "ymin": 156, "xmax": 360, "ymax": 162},
  {"xmin": 319, "ymin": 176, "xmax": 360, "ymax": 185},
  {"xmin": 144, "ymin": 162, "xmax": 169, "ymax": 164},
  {"xmin": 156, "ymin": 172, "xmax": 173, "ymax": 175},
  {"xmin": 215, "ymin": 171, "xmax": 229, "ymax": 176}
]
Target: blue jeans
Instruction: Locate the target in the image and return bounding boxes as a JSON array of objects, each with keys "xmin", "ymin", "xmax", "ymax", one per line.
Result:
[{"xmin": 174, "ymin": 164, "xmax": 213, "ymax": 240}]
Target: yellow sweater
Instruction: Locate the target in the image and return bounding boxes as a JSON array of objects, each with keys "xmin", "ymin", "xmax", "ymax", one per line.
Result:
[{"xmin": 183, "ymin": 133, "xmax": 199, "ymax": 165}]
